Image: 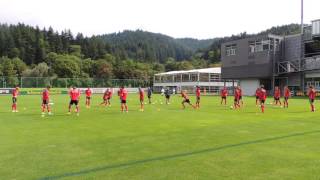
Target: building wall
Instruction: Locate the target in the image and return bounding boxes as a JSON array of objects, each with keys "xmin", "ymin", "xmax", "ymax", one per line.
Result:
[
  {"xmin": 287, "ymin": 73, "xmax": 301, "ymax": 87},
  {"xmin": 239, "ymin": 79, "xmax": 260, "ymax": 96},
  {"xmin": 222, "ymin": 63, "xmax": 273, "ymax": 79},
  {"xmin": 283, "ymin": 34, "xmax": 302, "ymax": 62},
  {"xmin": 154, "ymin": 82, "xmax": 234, "ymax": 87},
  {"xmin": 221, "ymin": 35, "xmax": 274, "ymax": 79}
]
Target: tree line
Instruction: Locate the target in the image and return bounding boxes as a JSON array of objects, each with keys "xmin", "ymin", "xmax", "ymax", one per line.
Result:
[
  {"xmin": 0, "ymin": 24, "xmax": 212, "ymax": 81},
  {"xmin": 0, "ymin": 23, "xmax": 301, "ymax": 81}
]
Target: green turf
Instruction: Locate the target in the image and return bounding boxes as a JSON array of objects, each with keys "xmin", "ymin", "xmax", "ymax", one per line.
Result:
[{"xmin": 0, "ymin": 93, "xmax": 320, "ymax": 180}]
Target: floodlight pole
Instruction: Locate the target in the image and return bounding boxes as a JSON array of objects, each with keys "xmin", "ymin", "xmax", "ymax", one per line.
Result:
[
  {"xmin": 301, "ymin": 0, "xmax": 304, "ymax": 35},
  {"xmin": 300, "ymin": 0, "xmax": 305, "ymax": 93}
]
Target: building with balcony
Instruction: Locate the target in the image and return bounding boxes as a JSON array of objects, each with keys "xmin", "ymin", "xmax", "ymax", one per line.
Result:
[
  {"xmin": 221, "ymin": 19, "xmax": 320, "ymax": 95},
  {"xmin": 153, "ymin": 67, "xmax": 238, "ymax": 94}
]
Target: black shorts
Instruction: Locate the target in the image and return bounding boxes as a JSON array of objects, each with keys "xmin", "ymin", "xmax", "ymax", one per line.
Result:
[
  {"xmin": 42, "ymin": 99, "xmax": 49, "ymax": 105},
  {"xmin": 310, "ymin": 99, "xmax": 315, "ymax": 103},
  {"xmin": 70, "ymin": 100, "xmax": 79, "ymax": 105},
  {"xmin": 196, "ymin": 96, "xmax": 200, "ymax": 101},
  {"xmin": 121, "ymin": 100, "xmax": 127, "ymax": 104},
  {"xmin": 260, "ymin": 99, "xmax": 265, "ymax": 103},
  {"xmin": 222, "ymin": 96, "xmax": 226, "ymax": 99},
  {"xmin": 256, "ymin": 96, "xmax": 259, "ymax": 99},
  {"xmin": 234, "ymin": 98, "xmax": 239, "ymax": 102},
  {"xmin": 183, "ymin": 99, "xmax": 190, "ymax": 103},
  {"xmin": 165, "ymin": 95, "xmax": 170, "ymax": 99},
  {"xmin": 239, "ymin": 96, "xmax": 242, "ymax": 100},
  {"xmin": 148, "ymin": 95, "xmax": 151, "ymax": 99},
  {"xmin": 86, "ymin": 96, "xmax": 91, "ymax": 100},
  {"xmin": 12, "ymin": 97, "xmax": 17, "ymax": 103},
  {"xmin": 284, "ymin": 97, "xmax": 289, "ymax": 101},
  {"xmin": 274, "ymin": 97, "xmax": 280, "ymax": 101}
]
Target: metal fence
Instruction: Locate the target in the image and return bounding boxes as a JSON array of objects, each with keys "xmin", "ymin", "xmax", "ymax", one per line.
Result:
[{"xmin": 0, "ymin": 77, "xmax": 151, "ymax": 88}]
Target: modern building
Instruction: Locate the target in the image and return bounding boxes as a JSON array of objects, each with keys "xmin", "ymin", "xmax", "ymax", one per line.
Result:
[
  {"xmin": 153, "ymin": 67, "xmax": 238, "ymax": 94},
  {"xmin": 221, "ymin": 19, "xmax": 320, "ymax": 95}
]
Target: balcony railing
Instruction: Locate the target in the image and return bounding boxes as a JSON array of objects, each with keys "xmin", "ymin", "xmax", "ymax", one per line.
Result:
[
  {"xmin": 277, "ymin": 60, "xmax": 300, "ymax": 74},
  {"xmin": 303, "ymin": 55, "xmax": 320, "ymax": 71}
]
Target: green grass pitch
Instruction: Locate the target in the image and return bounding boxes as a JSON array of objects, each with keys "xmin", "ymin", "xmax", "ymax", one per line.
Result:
[{"xmin": 0, "ymin": 93, "xmax": 320, "ymax": 179}]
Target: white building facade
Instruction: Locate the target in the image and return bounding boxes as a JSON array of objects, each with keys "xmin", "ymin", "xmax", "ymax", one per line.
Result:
[{"xmin": 153, "ymin": 67, "xmax": 238, "ymax": 94}]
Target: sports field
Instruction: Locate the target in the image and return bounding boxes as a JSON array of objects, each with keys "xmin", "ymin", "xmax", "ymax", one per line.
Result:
[{"xmin": 1, "ymin": 93, "xmax": 320, "ymax": 180}]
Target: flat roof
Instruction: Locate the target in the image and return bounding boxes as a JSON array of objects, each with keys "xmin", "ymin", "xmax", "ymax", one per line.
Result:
[
  {"xmin": 221, "ymin": 34, "xmax": 284, "ymax": 46},
  {"xmin": 155, "ymin": 67, "xmax": 221, "ymax": 76}
]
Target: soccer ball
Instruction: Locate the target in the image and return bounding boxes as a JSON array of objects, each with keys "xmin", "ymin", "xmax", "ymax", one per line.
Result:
[{"xmin": 230, "ymin": 106, "xmax": 234, "ymax": 109}]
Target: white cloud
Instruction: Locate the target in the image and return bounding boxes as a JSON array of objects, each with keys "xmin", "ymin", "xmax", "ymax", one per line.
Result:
[{"xmin": 0, "ymin": 0, "xmax": 319, "ymax": 39}]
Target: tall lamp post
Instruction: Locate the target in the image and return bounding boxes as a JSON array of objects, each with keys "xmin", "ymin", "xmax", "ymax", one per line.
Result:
[
  {"xmin": 301, "ymin": 0, "xmax": 304, "ymax": 34},
  {"xmin": 300, "ymin": 0, "xmax": 305, "ymax": 93}
]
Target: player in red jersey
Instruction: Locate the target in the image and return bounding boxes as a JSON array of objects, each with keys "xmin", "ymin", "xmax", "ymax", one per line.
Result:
[
  {"xmin": 12, "ymin": 86, "xmax": 19, "ymax": 112},
  {"xmin": 117, "ymin": 88, "xmax": 122, "ymax": 102},
  {"xmin": 68, "ymin": 86, "xmax": 81, "ymax": 115},
  {"xmin": 238, "ymin": 86, "xmax": 244, "ymax": 106},
  {"xmin": 138, "ymin": 88, "xmax": 145, "ymax": 111},
  {"xmin": 259, "ymin": 85, "xmax": 267, "ymax": 113},
  {"xmin": 233, "ymin": 87, "xmax": 241, "ymax": 109},
  {"xmin": 181, "ymin": 90, "xmax": 195, "ymax": 109},
  {"xmin": 195, "ymin": 86, "xmax": 201, "ymax": 109},
  {"xmin": 283, "ymin": 86, "xmax": 291, "ymax": 108},
  {"xmin": 41, "ymin": 86, "xmax": 52, "ymax": 116},
  {"xmin": 100, "ymin": 89, "xmax": 109, "ymax": 106},
  {"xmin": 273, "ymin": 86, "xmax": 282, "ymax": 106},
  {"xmin": 308, "ymin": 85, "xmax": 316, "ymax": 112},
  {"xmin": 120, "ymin": 86, "xmax": 128, "ymax": 112},
  {"xmin": 85, "ymin": 87, "xmax": 92, "ymax": 108},
  {"xmin": 106, "ymin": 89, "xmax": 112, "ymax": 106},
  {"xmin": 255, "ymin": 87, "xmax": 261, "ymax": 106},
  {"xmin": 220, "ymin": 87, "xmax": 228, "ymax": 105}
]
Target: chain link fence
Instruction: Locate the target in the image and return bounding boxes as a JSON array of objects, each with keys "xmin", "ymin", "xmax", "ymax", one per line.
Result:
[{"xmin": 0, "ymin": 77, "xmax": 151, "ymax": 88}]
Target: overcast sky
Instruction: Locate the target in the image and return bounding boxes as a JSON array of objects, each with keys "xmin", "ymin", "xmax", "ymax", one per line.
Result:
[{"xmin": 0, "ymin": 0, "xmax": 319, "ymax": 39}]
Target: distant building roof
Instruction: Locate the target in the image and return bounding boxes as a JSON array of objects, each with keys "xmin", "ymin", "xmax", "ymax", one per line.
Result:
[{"xmin": 154, "ymin": 67, "xmax": 221, "ymax": 76}]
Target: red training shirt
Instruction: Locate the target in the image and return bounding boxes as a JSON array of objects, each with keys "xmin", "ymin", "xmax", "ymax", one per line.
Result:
[
  {"xmin": 221, "ymin": 89, "xmax": 228, "ymax": 97},
  {"xmin": 274, "ymin": 89, "xmax": 281, "ymax": 98},
  {"xmin": 309, "ymin": 89, "xmax": 316, "ymax": 99},
  {"xmin": 259, "ymin": 89, "xmax": 267, "ymax": 101},
  {"xmin": 42, "ymin": 89, "xmax": 50, "ymax": 100},
  {"xmin": 284, "ymin": 88, "xmax": 290, "ymax": 98},
  {"xmin": 85, "ymin": 89, "xmax": 92, "ymax": 97},
  {"xmin": 121, "ymin": 89, "xmax": 128, "ymax": 101},
  {"xmin": 196, "ymin": 88, "xmax": 201, "ymax": 97},
  {"xmin": 139, "ymin": 90, "xmax": 144, "ymax": 99},
  {"xmin": 70, "ymin": 89, "xmax": 80, "ymax": 101},
  {"xmin": 12, "ymin": 89, "xmax": 18, "ymax": 98}
]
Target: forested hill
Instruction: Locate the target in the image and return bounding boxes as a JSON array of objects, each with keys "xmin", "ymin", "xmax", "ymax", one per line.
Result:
[
  {"xmin": 175, "ymin": 38, "xmax": 215, "ymax": 52},
  {"xmin": 98, "ymin": 30, "xmax": 195, "ymax": 63},
  {"xmin": 0, "ymin": 23, "xmax": 301, "ymax": 80}
]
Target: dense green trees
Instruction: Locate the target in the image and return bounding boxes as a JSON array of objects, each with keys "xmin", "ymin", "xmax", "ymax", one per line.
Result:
[
  {"xmin": 0, "ymin": 23, "xmax": 301, "ymax": 81},
  {"xmin": 99, "ymin": 30, "xmax": 193, "ymax": 63}
]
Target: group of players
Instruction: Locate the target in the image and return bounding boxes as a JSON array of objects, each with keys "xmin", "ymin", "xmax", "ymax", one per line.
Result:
[
  {"xmin": 219, "ymin": 84, "xmax": 317, "ymax": 113},
  {"xmin": 8, "ymin": 84, "xmax": 318, "ymax": 116},
  {"xmin": 10, "ymin": 86, "xmax": 129, "ymax": 116}
]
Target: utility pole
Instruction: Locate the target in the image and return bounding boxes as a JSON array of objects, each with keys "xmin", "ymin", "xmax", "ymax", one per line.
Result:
[
  {"xmin": 301, "ymin": 0, "xmax": 304, "ymax": 35},
  {"xmin": 300, "ymin": 0, "xmax": 305, "ymax": 93}
]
